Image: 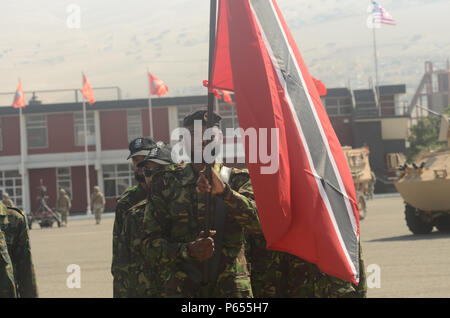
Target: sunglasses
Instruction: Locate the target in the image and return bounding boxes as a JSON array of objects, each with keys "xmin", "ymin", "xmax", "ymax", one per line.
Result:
[{"xmin": 142, "ymin": 167, "xmax": 161, "ymax": 178}]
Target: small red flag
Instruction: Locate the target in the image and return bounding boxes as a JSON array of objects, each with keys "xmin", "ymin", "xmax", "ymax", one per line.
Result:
[
  {"xmin": 219, "ymin": 90, "xmax": 233, "ymax": 104},
  {"xmin": 312, "ymin": 77, "xmax": 327, "ymax": 96},
  {"xmin": 80, "ymin": 74, "xmax": 96, "ymax": 106},
  {"xmin": 149, "ymin": 73, "xmax": 169, "ymax": 97},
  {"xmin": 12, "ymin": 81, "xmax": 26, "ymax": 109}
]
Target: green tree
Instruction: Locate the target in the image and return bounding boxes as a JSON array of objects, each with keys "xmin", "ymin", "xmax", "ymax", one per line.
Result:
[{"xmin": 406, "ymin": 106, "xmax": 450, "ymax": 162}]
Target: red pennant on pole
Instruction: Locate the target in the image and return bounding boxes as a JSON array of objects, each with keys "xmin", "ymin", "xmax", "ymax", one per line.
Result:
[
  {"xmin": 12, "ymin": 81, "xmax": 26, "ymax": 109},
  {"xmin": 210, "ymin": 0, "xmax": 360, "ymax": 284},
  {"xmin": 80, "ymin": 74, "xmax": 96, "ymax": 106},
  {"xmin": 219, "ymin": 90, "xmax": 233, "ymax": 104},
  {"xmin": 149, "ymin": 72, "xmax": 169, "ymax": 97}
]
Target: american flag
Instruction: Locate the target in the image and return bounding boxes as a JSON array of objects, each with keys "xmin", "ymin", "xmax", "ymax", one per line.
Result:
[{"xmin": 372, "ymin": 1, "xmax": 396, "ymax": 26}]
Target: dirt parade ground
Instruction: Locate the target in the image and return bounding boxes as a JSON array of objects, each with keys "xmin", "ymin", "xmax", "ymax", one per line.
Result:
[{"xmin": 28, "ymin": 195, "xmax": 450, "ymax": 298}]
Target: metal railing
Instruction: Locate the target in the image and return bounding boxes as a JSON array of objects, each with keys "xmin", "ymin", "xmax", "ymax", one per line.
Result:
[{"xmin": 0, "ymin": 87, "xmax": 122, "ymax": 107}]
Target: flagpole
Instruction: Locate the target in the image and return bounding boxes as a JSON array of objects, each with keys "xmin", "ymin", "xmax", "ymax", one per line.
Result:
[
  {"xmin": 147, "ymin": 69, "xmax": 154, "ymax": 138},
  {"xmin": 371, "ymin": 2, "xmax": 381, "ymax": 116},
  {"xmin": 201, "ymin": 0, "xmax": 218, "ymax": 298},
  {"xmin": 19, "ymin": 106, "xmax": 26, "ymax": 212},
  {"xmin": 82, "ymin": 98, "xmax": 92, "ymax": 215}
]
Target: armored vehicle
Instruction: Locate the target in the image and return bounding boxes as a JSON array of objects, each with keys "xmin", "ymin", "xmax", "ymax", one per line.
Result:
[
  {"xmin": 395, "ymin": 114, "xmax": 450, "ymax": 234},
  {"xmin": 342, "ymin": 146, "xmax": 375, "ymax": 220}
]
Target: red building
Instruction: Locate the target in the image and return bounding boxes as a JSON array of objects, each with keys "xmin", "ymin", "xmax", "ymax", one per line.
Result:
[
  {"xmin": 0, "ymin": 83, "xmax": 408, "ymax": 214},
  {"xmin": 0, "ymin": 95, "xmax": 244, "ymax": 214}
]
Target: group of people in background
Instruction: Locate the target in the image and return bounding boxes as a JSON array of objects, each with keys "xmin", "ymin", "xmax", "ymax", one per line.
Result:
[{"xmin": 55, "ymin": 185, "xmax": 105, "ymax": 227}]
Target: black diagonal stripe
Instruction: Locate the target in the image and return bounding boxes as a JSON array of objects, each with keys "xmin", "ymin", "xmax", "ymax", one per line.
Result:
[{"xmin": 250, "ymin": 0, "xmax": 358, "ymax": 277}]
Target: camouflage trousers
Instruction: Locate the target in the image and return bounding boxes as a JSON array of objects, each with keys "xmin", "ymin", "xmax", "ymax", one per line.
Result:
[
  {"xmin": 56, "ymin": 209, "xmax": 69, "ymax": 225},
  {"xmin": 93, "ymin": 208, "xmax": 103, "ymax": 224}
]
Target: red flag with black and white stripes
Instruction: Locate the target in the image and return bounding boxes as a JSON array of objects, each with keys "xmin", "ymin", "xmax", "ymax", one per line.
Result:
[{"xmin": 210, "ymin": 0, "xmax": 360, "ymax": 284}]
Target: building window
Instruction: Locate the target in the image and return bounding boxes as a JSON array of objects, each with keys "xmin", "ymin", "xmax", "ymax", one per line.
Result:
[
  {"xmin": 324, "ymin": 97, "xmax": 353, "ymax": 116},
  {"xmin": 56, "ymin": 167, "xmax": 72, "ymax": 198},
  {"xmin": 0, "ymin": 170, "xmax": 22, "ymax": 209},
  {"xmin": 74, "ymin": 112, "xmax": 96, "ymax": 146},
  {"xmin": 0, "ymin": 119, "xmax": 2, "ymax": 152},
  {"xmin": 127, "ymin": 110, "xmax": 143, "ymax": 142},
  {"xmin": 218, "ymin": 103, "xmax": 240, "ymax": 136},
  {"xmin": 102, "ymin": 164, "xmax": 134, "ymax": 198},
  {"xmin": 27, "ymin": 114, "xmax": 48, "ymax": 148}
]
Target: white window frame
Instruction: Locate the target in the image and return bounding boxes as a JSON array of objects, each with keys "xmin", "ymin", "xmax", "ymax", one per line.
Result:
[
  {"xmin": 102, "ymin": 164, "xmax": 135, "ymax": 198},
  {"xmin": 0, "ymin": 118, "xmax": 2, "ymax": 152},
  {"xmin": 74, "ymin": 112, "xmax": 96, "ymax": 146},
  {"xmin": 26, "ymin": 114, "xmax": 48, "ymax": 149},
  {"xmin": 0, "ymin": 170, "xmax": 23, "ymax": 209},
  {"xmin": 56, "ymin": 167, "xmax": 72, "ymax": 199},
  {"xmin": 127, "ymin": 109, "xmax": 143, "ymax": 142}
]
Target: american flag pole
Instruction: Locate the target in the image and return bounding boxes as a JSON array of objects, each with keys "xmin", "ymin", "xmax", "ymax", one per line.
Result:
[{"xmin": 371, "ymin": 1, "xmax": 381, "ymax": 115}]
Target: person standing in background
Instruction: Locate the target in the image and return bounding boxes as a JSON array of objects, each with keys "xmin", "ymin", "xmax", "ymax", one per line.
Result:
[
  {"xmin": 56, "ymin": 188, "xmax": 71, "ymax": 227},
  {"xmin": 2, "ymin": 193, "xmax": 15, "ymax": 208},
  {"xmin": 91, "ymin": 186, "xmax": 106, "ymax": 225}
]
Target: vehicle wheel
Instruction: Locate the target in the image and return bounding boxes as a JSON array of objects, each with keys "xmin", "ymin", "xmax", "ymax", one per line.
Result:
[
  {"xmin": 39, "ymin": 222, "xmax": 49, "ymax": 228},
  {"xmin": 405, "ymin": 204, "xmax": 433, "ymax": 234},
  {"xmin": 434, "ymin": 215, "xmax": 450, "ymax": 233},
  {"xmin": 358, "ymin": 193, "xmax": 367, "ymax": 220}
]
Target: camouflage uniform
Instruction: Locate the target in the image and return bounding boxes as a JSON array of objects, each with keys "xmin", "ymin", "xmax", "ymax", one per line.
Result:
[
  {"xmin": 2, "ymin": 206, "xmax": 38, "ymax": 298},
  {"xmin": 2, "ymin": 194, "xmax": 15, "ymax": 208},
  {"xmin": 121, "ymin": 199, "xmax": 156, "ymax": 297},
  {"xmin": 111, "ymin": 183, "xmax": 147, "ymax": 297},
  {"xmin": 0, "ymin": 202, "xmax": 17, "ymax": 298},
  {"xmin": 246, "ymin": 233, "xmax": 367, "ymax": 298},
  {"xmin": 91, "ymin": 188, "xmax": 106, "ymax": 225},
  {"xmin": 56, "ymin": 190, "xmax": 71, "ymax": 226},
  {"xmin": 142, "ymin": 163, "xmax": 261, "ymax": 298}
]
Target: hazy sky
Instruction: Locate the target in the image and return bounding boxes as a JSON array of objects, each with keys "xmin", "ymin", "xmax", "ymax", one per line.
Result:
[{"xmin": 0, "ymin": 0, "xmax": 449, "ymax": 105}]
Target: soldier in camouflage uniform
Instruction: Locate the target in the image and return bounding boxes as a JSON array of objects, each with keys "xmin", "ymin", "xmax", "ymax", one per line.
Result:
[
  {"xmin": 246, "ymin": 233, "xmax": 367, "ymax": 298},
  {"xmin": 0, "ymin": 202, "xmax": 16, "ymax": 298},
  {"xmin": 2, "ymin": 193, "xmax": 15, "ymax": 208},
  {"xmin": 111, "ymin": 137, "xmax": 156, "ymax": 298},
  {"xmin": 142, "ymin": 110, "xmax": 261, "ymax": 298},
  {"xmin": 116, "ymin": 142, "xmax": 175, "ymax": 297},
  {"xmin": 91, "ymin": 186, "xmax": 106, "ymax": 225},
  {"xmin": 56, "ymin": 188, "xmax": 71, "ymax": 227},
  {"xmin": 2, "ymin": 203, "xmax": 38, "ymax": 297}
]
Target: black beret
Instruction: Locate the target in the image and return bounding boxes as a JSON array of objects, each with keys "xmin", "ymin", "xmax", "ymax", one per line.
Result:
[
  {"xmin": 182, "ymin": 110, "xmax": 222, "ymax": 127},
  {"xmin": 127, "ymin": 137, "xmax": 157, "ymax": 160}
]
